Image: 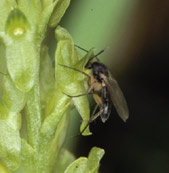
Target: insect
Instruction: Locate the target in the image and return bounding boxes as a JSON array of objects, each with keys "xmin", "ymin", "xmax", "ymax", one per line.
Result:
[{"xmin": 59, "ymin": 46, "xmax": 129, "ymax": 135}]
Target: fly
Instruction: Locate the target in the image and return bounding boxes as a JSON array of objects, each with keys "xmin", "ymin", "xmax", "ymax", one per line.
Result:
[{"xmin": 59, "ymin": 46, "xmax": 129, "ymax": 135}]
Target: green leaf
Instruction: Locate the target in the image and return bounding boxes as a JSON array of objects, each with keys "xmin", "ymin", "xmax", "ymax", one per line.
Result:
[
  {"xmin": 39, "ymin": 45, "xmax": 55, "ymax": 118},
  {"xmin": 55, "ymin": 40, "xmax": 76, "ymax": 89},
  {"xmin": 4, "ymin": 8, "xmax": 38, "ymax": 92},
  {"xmin": 55, "ymin": 149, "xmax": 75, "ymax": 173},
  {"xmin": 5, "ymin": 8, "xmax": 30, "ymax": 39},
  {"xmin": 17, "ymin": 0, "xmax": 41, "ymax": 29},
  {"xmin": 40, "ymin": 91, "xmax": 71, "ymax": 137},
  {"xmin": 40, "ymin": 44, "xmax": 73, "ymax": 137},
  {"xmin": 55, "ymin": 26, "xmax": 91, "ymax": 135},
  {"xmin": 0, "ymin": 1, "xmax": 13, "ymax": 32},
  {"xmin": 36, "ymin": 2, "xmax": 55, "ymax": 40},
  {"xmin": 64, "ymin": 157, "xmax": 88, "ymax": 173},
  {"xmin": 2, "ymin": 76, "xmax": 26, "ymax": 112},
  {"xmin": 6, "ymin": 40, "xmax": 38, "ymax": 92},
  {"xmin": 65, "ymin": 147, "xmax": 105, "ymax": 173},
  {"xmin": 14, "ymin": 139, "xmax": 34, "ymax": 173},
  {"xmin": 0, "ymin": 112, "xmax": 21, "ymax": 171},
  {"xmin": 49, "ymin": 0, "xmax": 71, "ymax": 28},
  {"xmin": 55, "ymin": 26, "xmax": 74, "ymax": 43},
  {"xmin": 85, "ymin": 147, "xmax": 105, "ymax": 173},
  {"xmin": 72, "ymin": 83, "xmax": 91, "ymax": 136},
  {"xmin": 32, "ymin": 112, "xmax": 70, "ymax": 173}
]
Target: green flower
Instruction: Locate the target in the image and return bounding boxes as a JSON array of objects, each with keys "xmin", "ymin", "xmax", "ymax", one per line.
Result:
[{"xmin": 0, "ymin": 1, "xmax": 104, "ymax": 172}]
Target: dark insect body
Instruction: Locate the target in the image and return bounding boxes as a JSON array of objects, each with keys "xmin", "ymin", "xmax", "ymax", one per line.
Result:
[
  {"xmin": 85, "ymin": 61, "xmax": 112, "ymax": 123},
  {"xmin": 59, "ymin": 46, "xmax": 129, "ymax": 135}
]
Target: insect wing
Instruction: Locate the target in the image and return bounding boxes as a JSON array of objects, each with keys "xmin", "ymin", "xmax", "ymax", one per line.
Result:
[{"xmin": 104, "ymin": 72, "xmax": 129, "ymax": 122}]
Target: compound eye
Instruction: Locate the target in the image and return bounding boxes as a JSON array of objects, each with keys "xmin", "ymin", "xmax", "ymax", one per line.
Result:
[{"xmin": 85, "ymin": 62, "xmax": 92, "ymax": 69}]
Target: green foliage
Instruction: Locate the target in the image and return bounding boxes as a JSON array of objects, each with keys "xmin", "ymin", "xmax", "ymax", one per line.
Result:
[
  {"xmin": 49, "ymin": 0, "xmax": 71, "ymax": 27},
  {"xmin": 0, "ymin": 1, "xmax": 104, "ymax": 173},
  {"xmin": 54, "ymin": 26, "xmax": 92, "ymax": 136},
  {"xmin": 65, "ymin": 147, "xmax": 105, "ymax": 173}
]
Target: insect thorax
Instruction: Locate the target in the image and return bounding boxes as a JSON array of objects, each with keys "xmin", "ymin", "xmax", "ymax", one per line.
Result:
[{"xmin": 92, "ymin": 62, "xmax": 109, "ymax": 82}]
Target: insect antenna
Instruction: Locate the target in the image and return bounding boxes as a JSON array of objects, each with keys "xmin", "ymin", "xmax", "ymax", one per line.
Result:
[
  {"xmin": 75, "ymin": 45, "xmax": 88, "ymax": 52},
  {"xmin": 75, "ymin": 45, "xmax": 103, "ymax": 62},
  {"xmin": 58, "ymin": 63, "xmax": 90, "ymax": 78},
  {"xmin": 87, "ymin": 48, "xmax": 106, "ymax": 63}
]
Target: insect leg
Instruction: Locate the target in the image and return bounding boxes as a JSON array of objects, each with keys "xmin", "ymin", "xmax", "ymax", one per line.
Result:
[
  {"xmin": 93, "ymin": 93, "xmax": 103, "ymax": 106},
  {"xmin": 71, "ymin": 103, "xmax": 100, "ymax": 137},
  {"xmin": 63, "ymin": 92, "xmax": 93, "ymax": 98},
  {"xmin": 63, "ymin": 85, "xmax": 94, "ymax": 98},
  {"xmin": 80, "ymin": 107, "xmax": 104, "ymax": 135},
  {"xmin": 80, "ymin": 94, "xmax": 104, "ymax": 135}
]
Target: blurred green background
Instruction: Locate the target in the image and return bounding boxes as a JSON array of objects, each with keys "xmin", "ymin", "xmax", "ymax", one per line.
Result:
[{"xmin": 50, "ymin": 0, "xmax": 169, "ymax": 172}]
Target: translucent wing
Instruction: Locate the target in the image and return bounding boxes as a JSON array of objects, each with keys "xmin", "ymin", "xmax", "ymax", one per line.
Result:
[{"xmin": 103, "ymin": 72, "xmax": 129, "ymax": 122}]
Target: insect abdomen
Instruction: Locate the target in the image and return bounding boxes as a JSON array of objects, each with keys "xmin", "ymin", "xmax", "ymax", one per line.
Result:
[{"xmin": 100, "ymin": 86, "xmax": 111, "ymax": 123}]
